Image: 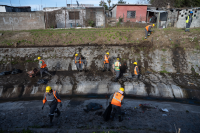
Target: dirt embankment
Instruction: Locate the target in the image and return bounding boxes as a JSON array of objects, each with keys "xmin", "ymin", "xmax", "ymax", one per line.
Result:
[{"xmin": 0, "ymin": 28, "xmax": 200, "ymax": 49}]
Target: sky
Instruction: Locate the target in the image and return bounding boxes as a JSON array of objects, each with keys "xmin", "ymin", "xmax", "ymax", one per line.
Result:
[{"xmin": 0, "ymin": 0, "xmax": 141, "ymax": 11}]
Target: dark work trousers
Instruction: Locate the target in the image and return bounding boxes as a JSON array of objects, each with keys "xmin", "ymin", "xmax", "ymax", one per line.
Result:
[
  {"xmin": 115, "ymin": 70, "xmax": 120, "ymax": 79},
  {"xmin": 49, "ymin": 103, "xmax": 58, "ymax": 116},
  {"xmin": 104, "ymin": 63, "xmax": 109, "ymax": 71},
  {"xmin": 185, "ymin": 23, "xmax": 191, "ymax": 32},
  {"xmin": 75, "ymin": 63, "xmax": 80, "ymax": 71},
  {"xmin": 145, "ymin": 29, "xmax": 151, "ymax": 39},
  {"xmin": 40, "ymin": 68, "xmax": 51, "ymax": 77},
  {"xmin": 111, "ymin": 105, "xmax": 121, "ymax": 117}
]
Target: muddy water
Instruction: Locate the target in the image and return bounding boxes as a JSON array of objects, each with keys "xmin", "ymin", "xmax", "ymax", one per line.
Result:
[{"xmin": 0, "ymin": 44, "xmax": 200, "ymax": 104}]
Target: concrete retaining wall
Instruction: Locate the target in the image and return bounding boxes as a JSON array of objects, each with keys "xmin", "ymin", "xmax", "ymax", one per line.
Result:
[
  {"xmin": 0, "ymin": 12, "xmax": 45, "ymax": 31},
  {"xmin": 0, "ymin": 46, "xmax": 200, "ymax": 101}
]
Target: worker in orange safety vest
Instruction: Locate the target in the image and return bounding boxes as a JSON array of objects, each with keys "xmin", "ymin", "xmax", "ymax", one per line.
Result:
[
  {"xmin": 38, "ymin": 57, "xmax": 52, "ymax": 78},
  {"xmin": 133, "ymin": 62, "xmax": 140, "ymax": 80},
  {"xmin": 103, "ymin": 52, "xmax": 110, "ymax": 71},
  {"xmin": 109, "ymin": 88, "xmax": 125, "ymax": 122},
  {"xmin": 42, "ymin": 86, "xmax": 62, "ymax": 126},
  {"xmin": 74, "ymin": 54, "xmax": 83, "ymax": 71},
  {"xmin": 145, "ymin": 24, "xmax": 155, "ymax": 40}
]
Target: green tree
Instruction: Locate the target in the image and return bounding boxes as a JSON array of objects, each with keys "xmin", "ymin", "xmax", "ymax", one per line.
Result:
[
  {"xmin": 118, "ymin": 0, "xmax": 126, "ymax": 4},
  {"xmin": 149, "ymin": 0, "xmax": 200, "ymax": 8},
  {"xmin": 107, "ymin": 0, "xmax": 111, "ymax": 7},
  {"xmin": 99, "ymin": 0, "xmax": 109, "ymax": 10}
]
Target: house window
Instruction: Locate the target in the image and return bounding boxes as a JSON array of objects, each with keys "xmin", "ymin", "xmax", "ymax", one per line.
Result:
[
  {"xmin": 69, "ymin": 11, "xmax": 80, "ymax": 20},
  {"xmin": 127, "ymin": 11, "xmax": 136, "ymax": 18}
]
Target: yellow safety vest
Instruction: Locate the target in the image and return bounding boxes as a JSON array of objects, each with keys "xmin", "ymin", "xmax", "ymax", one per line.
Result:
[{"xmin": 186, "ymin": 15, "xmax": 193, "ymax": 23}]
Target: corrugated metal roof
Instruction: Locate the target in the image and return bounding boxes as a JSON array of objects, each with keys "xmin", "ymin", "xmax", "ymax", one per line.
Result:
[{"xmin": 147, "ymin": 10, "xmax": 167, "ymax": 13}]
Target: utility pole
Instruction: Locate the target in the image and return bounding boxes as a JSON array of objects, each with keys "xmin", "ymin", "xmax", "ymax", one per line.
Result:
[
  {"xmin": 41, "ymin": 0, "xmax": 43, "ymax": 11},
  {"xmin": 66, "ymin": 0, "xmax": 67, "ymax": 6},
  {"xmin": 19, "ymin": 0, "xmax": 21, "ymax": 6},
  {"xmin": 10, "ymin": 0, "xmax": 12, "ymax": 6}
]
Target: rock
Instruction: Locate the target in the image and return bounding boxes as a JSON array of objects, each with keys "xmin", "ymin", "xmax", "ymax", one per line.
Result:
[
  {"xmin": 89, "ymin": 116, "xmax": 94, "ymax": 122},
  {"xmin": 0, "ymin": 33, "xmax": 2, "ymax": 36}
]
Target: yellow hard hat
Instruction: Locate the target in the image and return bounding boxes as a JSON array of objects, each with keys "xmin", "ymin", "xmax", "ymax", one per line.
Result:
[
  {"xmin": 153, "ymin": 24, "xmax": 155, "ymax": 27},
  {"xmin": 106, "ymin": 52, "xmax": 109, "ymax": 55},
  {"xmin": 46, "ymin": 86, "xmax": 52, "ymax": 92},
  {"xmin": 75, "ymin": 54, "xmax": 78, "ymax": 56},
  {"xmin": 38, "ymin": 57, "xmax": 41, "ymax": 60},
  {"xmin": 120, "ymin": 88, "xmax": 124, "ymax": 92},
  {"xmin": 117, "ymin": 58, "xmax": 119, "ymax": 60},
  {"xmin": 133, "ymin": 62, "xmax": 137, "ymax": 65}
]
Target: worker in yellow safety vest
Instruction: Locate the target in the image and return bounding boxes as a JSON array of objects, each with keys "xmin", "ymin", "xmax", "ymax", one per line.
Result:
[
  {"xmin": 185, "ymin": 11, "xmax": 193, "ymax": 32},
  {"xmin": 133, "ymin": 62, "xmax": 140, "ymax": 80},
  {"xmin": 112, "ymin": 58, "xmax": 121, "ymax": 81},
  {"xmin": 103, "ymin": 52, "xmax": 110, "ymax": 71},
  {"xmin": 109, "ymin": 88, "xmax": 125, "ymax": 122},
  {"xmin": 42, "ymin": 86, "xmax": 62, "ymax": 126},
  {"xmin": 145, "ymin": 24, "xmax": 155, "ymax": 40},
  {"xmin": 38, "ymin": 57, "xmax": 52, "ymax": 78}
]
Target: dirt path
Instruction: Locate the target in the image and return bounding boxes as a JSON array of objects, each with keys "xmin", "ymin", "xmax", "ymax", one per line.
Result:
[{"xmin": 0, "ymin": 99, "xmax": 200, "ymax": 133}]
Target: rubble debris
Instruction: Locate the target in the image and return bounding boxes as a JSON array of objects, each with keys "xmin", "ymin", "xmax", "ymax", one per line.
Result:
[
  {"xmin": 37, "ymin": 79, "xmax": 48, "ymax": 84},
  {"xmin": 139, "ymin": 104, "xmax": 156, "ymax": 112},
  {"xmin": 83, "ymin": 102, "xmax": 102, "ymax": 113},
  {"xmin": 0, "ymin": 71, "xmax": 12, "ymax": 76},
  {"xmin": 11, "ymin": 69, "xmax": 22, "ymax": 75},
  {"xmin": 161, "ymin": 108, "xmax": 169, "ymax": 112}
]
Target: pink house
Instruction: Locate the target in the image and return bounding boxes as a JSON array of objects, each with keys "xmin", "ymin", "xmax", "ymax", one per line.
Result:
[{"xmin": 109, "ymin": 4, "xmax": 150, "ymax": 22}]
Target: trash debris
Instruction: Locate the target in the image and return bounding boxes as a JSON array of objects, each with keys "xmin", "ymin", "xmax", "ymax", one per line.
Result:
[
  {"xmin": 162, "ymin": 114, "xmax": 167, "ymax": 116},
  {"xmin": 161, "ymin": 108, "xmax": 169, "ymax": 112},
  {"xmin": 27, "ymin": 68, "xmax": 39, "ymax": 78},
  {"xmin": 83, "ymin": 102, "xmax": 102, "ymax": 113},
  {"xmin": 11, "ymin": 69, "xmax": 22, "ymax": 75},
  {"xmin": 145, "ymin": 71, "xmax": 152, "ymax": 74},
  {"xmin": 0, "ymin": 71, "xmax": 12, "ymax": 76},
  {"xmin": 139, "ymin": 104, "xmax": 156, "ymax": 112},
  {"xmin": 37, "ymin": 79, "xmax": 48, "ymax": 84},
  {"xmin": 188, "ymin": 82, "xmax": 194, "ymax": 85}
]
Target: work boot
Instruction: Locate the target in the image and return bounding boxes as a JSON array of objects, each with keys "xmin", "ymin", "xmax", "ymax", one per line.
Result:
[
  {"xmin": 55, "ymin": 108, "xmax": 61, "ymax": 117},
  {"xmin": 49, "ymin": 115, "xmax": 54, "ymax": 126},
  {"xmin": 118, "ymin": 115, "xmax": 123, "ymax": 122}
]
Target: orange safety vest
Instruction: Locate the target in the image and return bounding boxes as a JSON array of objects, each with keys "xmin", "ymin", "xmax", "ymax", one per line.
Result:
[
  {"xmin": 111, "ymin": 92, "xmax": 124, "ymax": 107},
  {"xmin": 43, "ymin": 90, "xmax": 61, "ymax": 104},
  {"xmin": 75, "ymin": 57, "xmax": 82, "ymax": 64},
  {"xmin": 145, "ymin": 25, "xmax": 152, "ymax": 31},
  {"xmin": 134, "ymin": 66, "xmax": 139, "ymax": 75},
  {"xmin": 104, "ymin": 55, "xmax": 109, "ymax": 64},
  {"xmin": 41, "ymin": 60, "xmax": 47, "ymax": 68}
]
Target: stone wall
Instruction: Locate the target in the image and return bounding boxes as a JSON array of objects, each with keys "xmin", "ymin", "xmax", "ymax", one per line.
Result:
[{"xmin": 0, "ymin": 12, "xmax": 45, "ymax": 31}]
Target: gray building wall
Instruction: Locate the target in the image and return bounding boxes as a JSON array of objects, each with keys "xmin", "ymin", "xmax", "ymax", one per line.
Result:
[
  {"xmin": 112, "ymin": 6, "xmax": 117, "ymax": 18},
  {"xmin": 176, "ymin": 9, "xmax": 200, "ymax": 28},
  {"xmin": 0, "ymin": 12, "xmax": 45, "ymax": 31},
  {"xmin": 55, "ymin": 8, "xmax": 86, "ymax": 28}
]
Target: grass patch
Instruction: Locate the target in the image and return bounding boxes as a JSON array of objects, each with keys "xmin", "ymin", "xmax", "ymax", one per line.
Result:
[{"xmin": 160, "ymin": 70, "xmax": 169, "ymax": 74}]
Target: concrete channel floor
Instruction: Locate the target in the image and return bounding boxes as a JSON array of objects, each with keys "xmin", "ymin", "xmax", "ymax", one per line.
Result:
[{"xmin": 0, "ymin": 99, "xmax": 200, "ymax": 133}]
